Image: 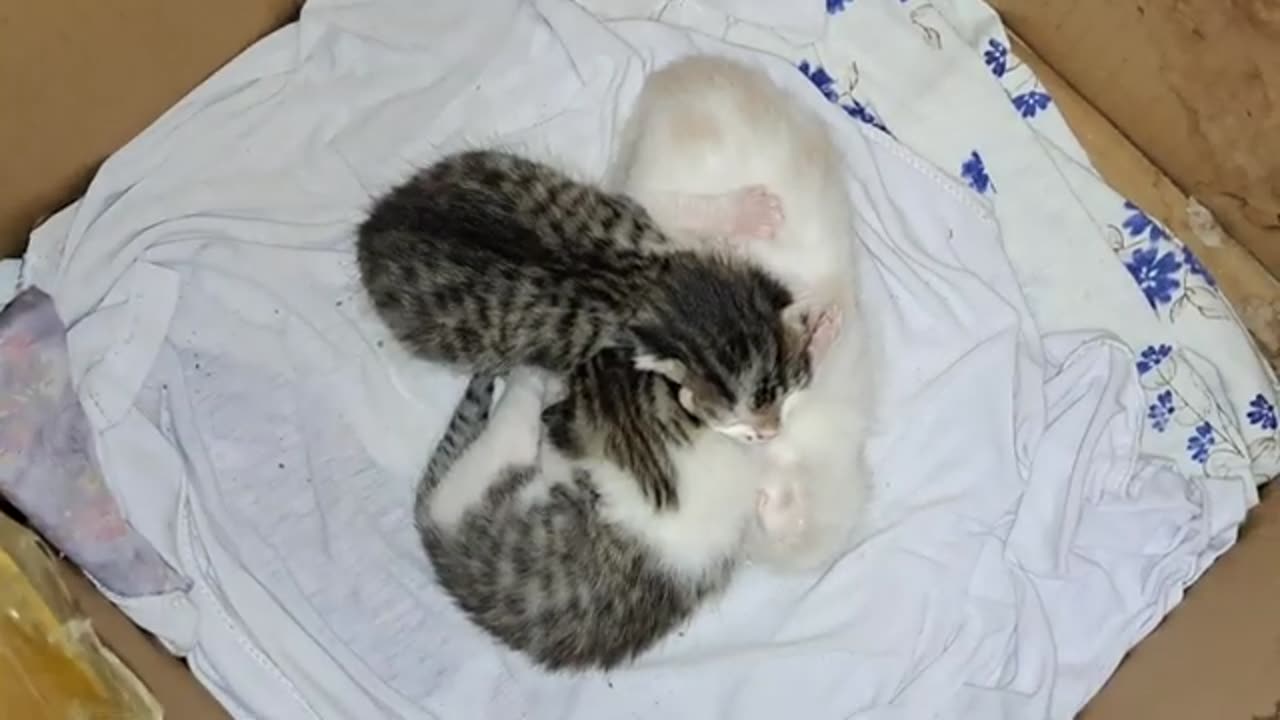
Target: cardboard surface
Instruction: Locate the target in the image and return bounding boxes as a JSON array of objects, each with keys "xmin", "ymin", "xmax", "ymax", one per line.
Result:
[
  {"xmin": 57, "ymin": 562, "xmax": 230, "ymax": 719},
  {"xmin": 1, "ymin": 2, "xmax": 1277, "ymax": 718},
  {"xmin": 0, "ymin": 0, "xmax": 301, "ymax": 258},
  {"xmin": 1083, "ymin": 485, "xmax": 1280, "ymax": 719},
  {"xmin": 989, "ymin": 0, "xmax": 1280, "ymax": 280}
]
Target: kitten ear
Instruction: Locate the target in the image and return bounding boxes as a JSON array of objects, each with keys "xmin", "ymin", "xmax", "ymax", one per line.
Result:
[
  {"xmin": 633, "ymin": 353, "xmax": 689, "ymax": 384},
  {"xmin": 783, "ymin": 300, "xmax": 843, "ymax": 362},
  {"xmin": 677, "ymin": 386, "xmax": 698, "ymax": 414}
]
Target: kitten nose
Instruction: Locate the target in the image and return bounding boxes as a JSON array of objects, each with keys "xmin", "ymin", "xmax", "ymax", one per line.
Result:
[{"xmin": 753, "ymin": 426, "xmax": 778, "ymax": 442}]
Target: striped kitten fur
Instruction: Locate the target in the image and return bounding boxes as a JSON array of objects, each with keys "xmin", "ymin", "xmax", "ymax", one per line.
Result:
[
  {"xmin": 357, "ymin": 149, "xmax": 832, "ymax": 450},
  {"xmin": 540, "ymin": 348, "xmax": 696, "ymax": 510},
  {"xmin": 417, "ymin": 367, "xmax": 757, "ymax": 671}
]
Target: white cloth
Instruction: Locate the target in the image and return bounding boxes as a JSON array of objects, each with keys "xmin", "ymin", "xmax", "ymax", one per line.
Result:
[
  {"xmin": 20, "ymin": 0, "xmax": 1265, "ymax": 718},
  {"xmin": 0, "ymin": 259, "xmax": 21, "ymax": 305}
]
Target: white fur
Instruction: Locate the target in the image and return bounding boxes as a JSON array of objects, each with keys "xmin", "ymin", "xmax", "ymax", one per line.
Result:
[
  {"xmin": 613, "ymin": 55, "xmax": 876, "ymax": 572},
  {"xmin": 612, "ymin": 56, "xmax": 859, "ymax": 303},
  {"xmin": 427, "ymin": 370, "xmax": 549, "ymax": 531},
  {"xmin": 594, "ymin": 430, "xmax": 762, "ymax": 577}
]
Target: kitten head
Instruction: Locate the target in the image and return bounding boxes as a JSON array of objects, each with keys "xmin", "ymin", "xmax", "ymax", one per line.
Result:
[{"xmin": 634, "ymin": 299, "xmax": 841, "ymax": 444}]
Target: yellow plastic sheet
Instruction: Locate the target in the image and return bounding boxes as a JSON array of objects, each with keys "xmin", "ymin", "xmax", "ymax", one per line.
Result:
[{"xmin": 0, "ymin": 512, "xmax": 161, "ymax": 719}]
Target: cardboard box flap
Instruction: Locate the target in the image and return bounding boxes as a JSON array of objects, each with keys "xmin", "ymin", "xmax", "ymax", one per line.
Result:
[{"xmin": 0, "ymin": 0, "xmax": 300, "ymax": 258}]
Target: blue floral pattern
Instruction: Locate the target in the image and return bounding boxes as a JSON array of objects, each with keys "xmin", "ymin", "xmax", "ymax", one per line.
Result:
[
  {"xmin": 977, "ymin": 36, "xmax": 1058, "ymax": 124},
  {"xmin": 1136, "ymin": 343, "xmax": 1173, "ymax": 375},
  {"xmin": 983, "ymin": 39, "xmax": 1008, "ymax": 78},
  {"xmin": 1124, "ymin": 246, "xmax": 1183, "ymax": 310},
  {"xmin": 1011, "ymin": 90, "xmax": 1052, "ymax": 118},
  {"xmin": 1182, "ymin": 246, "xmax": 1217, "ymax": 288},
  {"xmin": 1132, "ymin": 339, "xmax": 1271, "ymax": 477},
  {"xmin": 1147, "ymin": 390, "xmax": 1175, "ymax": 432},
  {"xmin": 1187, "ymin": 422, "xmax": 1215, "ymax": 464},
  {"xmin": 1247, "ymin": 394, "xmax": 1278, "ymax": 431},
  {"xmin": 1107, "ymin": 199, "xmax": 1227, "ymax": 323},
  {"xmin": 797, "ymin": 60, "xmax": 892, "ymax": 135},
  {"xmin": 799, "ymin": 61, "xmax": 838, "ymax": 101},
  {"xmin": 960, "ymin": 150, "xmax": 995, "ymax": 194},
  {"xmin": 843, "ymin": 99, "xmax": 890, "ymax": 133},
  {"xmin": 1121, "ymin": 201, "xmax": 1170, "ymax": 243}
]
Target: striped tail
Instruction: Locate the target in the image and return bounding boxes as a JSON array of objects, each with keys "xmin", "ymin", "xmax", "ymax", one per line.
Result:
[{"xmin": 415, "ymin": 373, "xmax": 498, "ymax": 521}]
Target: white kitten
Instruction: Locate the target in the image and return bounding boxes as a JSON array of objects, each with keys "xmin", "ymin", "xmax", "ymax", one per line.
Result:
[{"xmin": 611, "ymin": 55, "xmax": 876, "ymax": 572}]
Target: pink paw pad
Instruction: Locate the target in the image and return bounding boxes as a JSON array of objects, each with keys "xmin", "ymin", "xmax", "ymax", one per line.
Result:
[
  {"xmin": 756, "ymin": 481, "xmax": 807, "ymax": 543},
  {"xmin": 729, "ymin": 185, "xmax": 784, "ymax": 241}
]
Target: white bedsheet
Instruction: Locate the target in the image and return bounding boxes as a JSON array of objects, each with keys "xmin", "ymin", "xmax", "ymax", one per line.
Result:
[{"xmin": 20, "ymin": 0, "xmax": 1268, "ymax": 718}]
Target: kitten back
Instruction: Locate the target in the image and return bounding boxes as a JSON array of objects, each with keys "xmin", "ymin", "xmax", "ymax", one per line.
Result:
[
  {"xmin": 415, "ymin": 372, "xmax": 735, "ymax": 671},
  {"xmin": 357, "ymin": 151, "xmax": 662, "ymax": 374}
]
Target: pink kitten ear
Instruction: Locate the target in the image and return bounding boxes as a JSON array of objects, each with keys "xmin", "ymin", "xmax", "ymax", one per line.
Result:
[
  {"xmin": 783, "ymin": 301, "xmax": 843, "ymax": 362},
  {"xmin": 634, "ymin": 353, "xmax": 689, "ymax": 384},
  {"xmin": 809, "ymin": 305, "xmax": 843, "ymax": 360}
]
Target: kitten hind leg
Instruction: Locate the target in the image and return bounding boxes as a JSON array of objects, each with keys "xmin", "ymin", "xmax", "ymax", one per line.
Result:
[
  {"xmin": 427, "ymin": 368, "xmax": 550, "ymax": 530},
  {"xmin": 647, "ymin": 185, "xmax": 784, "ymax": 244}
]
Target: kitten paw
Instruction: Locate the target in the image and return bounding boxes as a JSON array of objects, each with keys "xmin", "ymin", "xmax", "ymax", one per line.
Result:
[
  {"xmin": 756, "ymin": 480, "xmax": 807, "ymax": 545},
  {"xmin": 541, "ymin": 374, "xmax": 568, "ymax": 403},
  {"xmin": 504, "ymin": 367, "xmax": 552, "ymax": 402},
  {"xmin": 728, "ymin": 185, "xmax": 784, "ymax": 241}
]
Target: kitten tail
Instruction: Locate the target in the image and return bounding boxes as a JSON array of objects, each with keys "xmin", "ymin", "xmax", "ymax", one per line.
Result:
[{"xmin": 415, "ymin": 373, "xmax": 498, "ymax": 523}]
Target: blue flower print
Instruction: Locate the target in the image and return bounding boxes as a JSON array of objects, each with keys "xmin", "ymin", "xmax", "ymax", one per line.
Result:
[
  {"xmin": 983, "ymin": 39, "xmax": 1009, "ymax": 78},
  {"xmin": 1247, "ymin": 393, "xmax": 1278, "ymax": 431},
  {"xmin": 827, "ymin": 0, "xmax": 850, "ymax": 14},
  {"xmin": 1182, "ymin": 246, "xmax": 1217, "ymax": 288},
  {"xmin": 1147, "ymin": 390, "xmax": 1176, "ymax": 432},
  {"xmin": 1121, "ymin": 201, "xmax": 1170, "ymax": 243},
  {"xmin": 960, "ymin": 151, "xmax": 995, "ymax": 194},
  {"xmin": 1186, "ymin": 421, "xmax": 1215, "ymax": 464},
  {"xmin": 1124, "ymin": 246, "xmax": 1183, "ymax": 309},
  {"xmin": 1011, "ymin": 90, "xmax": 1052, "ymax": 118},
  {"xmin": 1136, "ymin": 343, "xmax": 1173, "ymax": 375},
  {"xmin": 797, "ymin": 61, "xmax": 891, "ymax": 135},
  {"xmin": 843, "ymin": 99, "xmax": 890, "ymax": 134},
  {"xmin": 797, "ymin": 61, "xmax": 839, "ymax": 102}
]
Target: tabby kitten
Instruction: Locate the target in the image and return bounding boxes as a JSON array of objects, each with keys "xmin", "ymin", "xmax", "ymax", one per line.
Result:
[
  {"xmin": 357, "ymin": 150, "xmax": 835, "ymax": 447},
  {"xmin": 540, "ymin": 348, "xmax": 696, "ymax": 510},
  {"xmin": 418, "ymin": 366, "xmax": 759, "ymax": 671}
]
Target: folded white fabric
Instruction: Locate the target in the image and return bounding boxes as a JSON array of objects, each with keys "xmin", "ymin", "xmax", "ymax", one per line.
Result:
[
  {"xmin": 0, "ymin": 258, "xmax": 21, "ymax": 305},
  {"xmin": 20, "ymin": 0, "xmax": 1267, "ymax": 718}
]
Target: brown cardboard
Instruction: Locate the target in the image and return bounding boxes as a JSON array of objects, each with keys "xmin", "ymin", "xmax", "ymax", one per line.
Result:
[
  {"xmin": 0, "ymin": 0, "xmax": 301, "ymax": 258},
  {"xmin": 57, "ymin": 562, "xmax": 231, "ymax": 719},
  {"xmin": 988, "ymin": 0, "xmax": 1280, "ymax": 280},
  {"xmin": 0, "ymin": 2, "xmax": 1277, "ymax": 718}
]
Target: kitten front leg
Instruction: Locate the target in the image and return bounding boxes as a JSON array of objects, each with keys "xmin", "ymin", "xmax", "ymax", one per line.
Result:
[
  {"xmin": 647, "ymin": 185, "xmax": 784, "ymax": 244},
  {"xmin": 755, "ymin": 476, "xmax": 808, "ymax": 546},
  {"xmin": 428, "ymin": 368, "xmax": 550, "ymax": 530}
]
